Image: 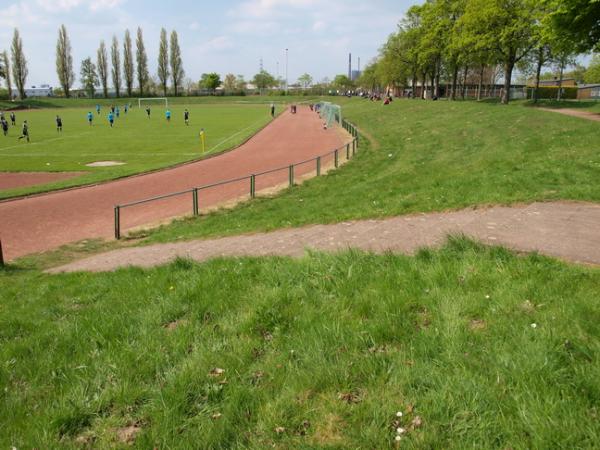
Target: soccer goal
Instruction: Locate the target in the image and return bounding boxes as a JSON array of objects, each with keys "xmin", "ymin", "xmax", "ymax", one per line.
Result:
[
  {"xmin": 317, "ymin": 102, "xmax": 342, "ymax": 128},
  {"xmin": 138, "ymin": 97, "xmax": 168, "ymax": 108}
]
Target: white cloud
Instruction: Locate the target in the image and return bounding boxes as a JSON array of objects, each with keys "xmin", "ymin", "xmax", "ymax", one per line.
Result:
[{"xmin": 189, "ymin": 21, "xmax": 200, "ymax": 31}]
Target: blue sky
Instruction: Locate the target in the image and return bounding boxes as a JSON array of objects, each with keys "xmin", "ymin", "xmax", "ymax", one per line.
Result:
[{"xmin": 0, "ymin": 0, "xmax": 416, "ymax": 88}]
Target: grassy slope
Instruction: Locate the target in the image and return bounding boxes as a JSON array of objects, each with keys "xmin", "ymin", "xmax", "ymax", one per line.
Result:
[
  {"xmin": 141, "ymin": 98, "xmax": 600, "ymax": 244},
  {"xmin": 0, "ymin": 103, "xmax": 272, "ymax": 199},
  {"xmin": 1, "ymin": 239, "xmax": 599, "ymax": 449}
]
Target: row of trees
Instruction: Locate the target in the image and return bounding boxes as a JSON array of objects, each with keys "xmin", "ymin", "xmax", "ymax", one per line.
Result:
[
  {"xmin": 0, "ymin": 26, "xmax": 185, "ymax": 99},
  {"xmin": 356, "ymin": 0, "xmax": 600, "ymax": 103},
  {"xmin": 80, "ymin": 27, "xmax": 184, "ymax": 98}
]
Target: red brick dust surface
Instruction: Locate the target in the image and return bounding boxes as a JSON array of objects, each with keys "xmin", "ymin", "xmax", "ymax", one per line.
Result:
[
  {"xmin": 0, "ymin": 107, "xmax": 348, "ymax": 261},
  {"xmin": 0, "ymin": 172, "xmax": 85, "ymax": 190}
]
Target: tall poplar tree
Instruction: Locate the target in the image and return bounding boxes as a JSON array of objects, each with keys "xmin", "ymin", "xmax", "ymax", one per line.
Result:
[
  {"xmin": 11, "ymin": 29, "xmax": 28, "ymax": 99},
  {"xmin": 136, "ymin": 27, "xmax": 149, "ymax": 96},
  {"xmin": 157, "ymin": 28, "xmax": 169, "ymax": 96},
  {"xmin": 1, "ymin": 51, "xmax": 12, "ymax": 99},
  {"xmin": 123, "ymin": 29, "xmax": 134, "ymax": 97},
  {"xmin": 111, "ymin": 36, "xmax": 121, "ymax": 98},
  {"xmin": 97, "ymin": 40, "xmax": 109, "ymax": 98},
  {"xmin": 55, "ymin": 24, "xmax": 75, "ymax": 98},
  {"xmin": 169, "ymin": 30, "xmax": 185, "ymax": 96}
]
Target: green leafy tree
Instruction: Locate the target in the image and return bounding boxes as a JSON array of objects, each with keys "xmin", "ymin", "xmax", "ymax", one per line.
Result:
[
  {"xmin": 459, "ymin": 0, "xmax": 539, "ymax": 104},
  {"xmin": 1, "ymin": 51, "xmax": 12, "ymax": 99},
  {"xmin": 80, "ymin": 57, "xmax": 98, "ymax": 98},
  {"xmin": 169, "ymin": 30, "xmax": 184, "ymax": 96},
  {"xmin": 97, "ymin": 40, "xmax": 108, "ymax": 98},
  {"xmin": 157, "ymin": 28, "xmax": 169, "ymax": 96},
  {"xmin": 136, "ymin": 28, "xmax": 149, "ymax": 96},
  {"xmin": 199, "ymin": 72, "xmax": 221, "ymax": 93},
  {"xmin": 252, "ymin": 70, "xmax": 277, "ymax": 91},
  {"xmin": 333, "ymin": 74, "xmax": 354, "ymax": 90},
  {"xmin": 123, "ymin": 29, "xmax": 134, "ymax": 97},
  {"xmin": 55, "ymin": 25, "xmax": 75, "ymax": 98},
  {"xmin": 545, "ymin": 0, "xmax": 600, "ymax": 52},
  {"xmin": 584, "ymin": 54, "xmax": 600, "ymax": 84},
  {"xmin": 297, "ymin": 73, "xmax": 313, "ymax": 88},
  {"xmin": 11, "ymin": 28, "xmax": 28, "ymax": 99}
]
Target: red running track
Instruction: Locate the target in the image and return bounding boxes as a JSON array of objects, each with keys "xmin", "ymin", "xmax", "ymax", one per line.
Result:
[{"xmin": 0, "ymin": 107, "xmax": 346, "ymax": 261}]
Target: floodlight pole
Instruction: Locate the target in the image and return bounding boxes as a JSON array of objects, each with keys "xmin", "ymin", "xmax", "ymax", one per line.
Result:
[{"xmin": 285, "ymin": 48, "xmax": 289, "ymax": 95}]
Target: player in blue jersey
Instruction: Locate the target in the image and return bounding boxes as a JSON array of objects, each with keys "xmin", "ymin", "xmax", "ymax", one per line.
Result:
[
  {"xmin": 96, "ymin": 104, "xmax": 100, "ymax": 115},
  {"xmin": 166, "ymin": 109, "xmax": 171, "ymax": 122},
  {"xmin": 87, "ymin": 111, "xmax": 93, "ymax": 126},
  {"xmin": 115, "ymin": 106, "xmax": 120, "ymax": 118},
  {"xmin": 108, "ymin": 111, "xmax": 114, "ymax": 128}
]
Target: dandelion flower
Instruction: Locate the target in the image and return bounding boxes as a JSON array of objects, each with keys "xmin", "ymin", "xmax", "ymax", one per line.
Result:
[
  {"xmin": 396, "ymin": 411, "xmax": 403, "ymax": 417},
  {"xmin": 531, "ymin": 323, "xmax": 537, "ymax": 328},
  {"xmin": 396, "ymin": 427, "xmax": 406, "ymax": 434},
  {"xmin": 395, "ymin": 435, "xmax": 402, "ymax": 442}
]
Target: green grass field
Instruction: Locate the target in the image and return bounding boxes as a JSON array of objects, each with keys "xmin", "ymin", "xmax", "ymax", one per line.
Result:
[
  {"xmin": 0, "ymin": 101, "xmax": 274, "ymax": 198},
  {"xmin": 2, "ymin": 97, "xmax": 599, "ymax": 448},
  {"xmin": 2, "ymin": 240, "xmax": 599, "ymax": 449}
]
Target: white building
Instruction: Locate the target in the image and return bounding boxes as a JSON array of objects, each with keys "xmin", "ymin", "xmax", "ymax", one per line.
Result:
[{"xmin": 24, "ymin": 85, "xmax": 53, "ymax": 97}]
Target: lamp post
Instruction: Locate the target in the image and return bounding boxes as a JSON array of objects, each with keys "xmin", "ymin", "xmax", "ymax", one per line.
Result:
[{"xmin": 285, "ymin": 48, "xmax": 288, "ymax": 95}]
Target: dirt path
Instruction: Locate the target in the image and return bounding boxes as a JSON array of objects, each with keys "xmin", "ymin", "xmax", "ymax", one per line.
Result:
[
  {"xmin": 0, "ymin": 107, "xmax": 347, "ymax": 260},
  {"xmin": 539, "ymin": 108, "xmax": 600, "ymax": 122},
  {"xmin": 49, "ymin": 201, "xmax": 600, "ymax": 273}
]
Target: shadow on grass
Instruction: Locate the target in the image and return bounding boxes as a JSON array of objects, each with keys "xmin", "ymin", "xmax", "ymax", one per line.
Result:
[{"xmin": 523, "ymin": 99, "xmax": 599, "ymax": 109}]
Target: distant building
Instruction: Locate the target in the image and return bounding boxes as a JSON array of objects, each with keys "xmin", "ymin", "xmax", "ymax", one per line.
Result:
[
  {"xmin": 351, "ymin": 70, "xmax": 362, "ymax": 81},
  {"xmin": 577, "ymin": 84, "xmax": 600, "ymax": 100},
  {"xmin": 537, "ymin": 78, "xmax": 577, "ymax": 87},
  {"xmin": 24, "ymin": 84, "xmax": 53, "ymax": 97}
]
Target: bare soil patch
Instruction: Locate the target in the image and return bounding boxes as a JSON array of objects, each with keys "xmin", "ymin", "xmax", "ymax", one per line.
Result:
[
  {"xmin": 539, "ymin": 108, "xmax": 600, "ymax": 122},
  {"xmin": 85, "ymin": 161, "xmax": 126, "ymax": 167},
  {"xmin": 0, "ymin": 171, "xmax": 86, "ymax": 190}
]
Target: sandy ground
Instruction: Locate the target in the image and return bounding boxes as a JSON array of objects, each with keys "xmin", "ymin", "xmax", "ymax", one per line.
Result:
[
  {"xmin": 0, "ymin": 107, "xmax": 348, "ymax": 260},
  {"xmin": 539, "ymin": 108, "xmax": 600, "ymax": 122},
  {"xmin": 49, "ymin": 201, "xmax": 600, "ymax": 273},
  {"xmin": 0, "ymin": 171, "xmax": 85, "ymax": 190}
]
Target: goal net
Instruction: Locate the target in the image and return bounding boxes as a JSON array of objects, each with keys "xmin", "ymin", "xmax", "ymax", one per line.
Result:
[
  {"xmin": 138, "ymin": 97, "xmax": 168, "ymax": 108},
  {"xmin": 317, "ymin": 102, "xmax": 342, "ymax": 127}
]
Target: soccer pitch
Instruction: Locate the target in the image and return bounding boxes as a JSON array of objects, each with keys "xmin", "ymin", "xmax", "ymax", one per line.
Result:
[{"xmin": 0, "ymin": 103, "xmax": 273, "ymax": 198}]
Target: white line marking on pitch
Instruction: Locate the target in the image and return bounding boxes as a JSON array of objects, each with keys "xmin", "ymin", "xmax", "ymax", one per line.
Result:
[
  {"xmin": 0, "ymin": 132, "xmax": 93, "ymax": 152},
  {"xmin": 207, "ymin": 118, "xmax": 269, "ymax": 152}
]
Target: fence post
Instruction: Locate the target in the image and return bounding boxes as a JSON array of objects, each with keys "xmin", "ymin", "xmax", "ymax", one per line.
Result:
[
  {"xmin": 316, "ymin": 156, "xmax": 321, "ymax": 176},
  {"xmin": 193, "ymin": 188, "xmax": 199, "ymax": 216},
  {"xmin": 250, "ymin": 175, "xmax": 256, "ymax": 198},
  {"xmin": 289, "ymin": 165, "xmax": 294, "ymax": 187},
  {"xmin": 114, "ymin": 206, "xmax": 121, "ymax": 240},
  {"xmin": 334, "ymin": 149, "xmax": 339, "ymax": 168},
  {"xmin": 346, "ymin": 143, "xmax": 350, "ymax": 160},
  {"xmin": 0, "ymin": 239, "xmax": 4, "ymax": 267}
]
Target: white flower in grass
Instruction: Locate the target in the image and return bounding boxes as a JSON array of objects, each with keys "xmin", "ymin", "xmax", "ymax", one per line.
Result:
[
  {"xmin": 388, "ymin": 153, "xmax": 393, "ymax": 157},
  {"xmin": 396, "ymin": 427, "xmax": 406, "ymax": 434},
  {"xmin": 485, "ymin": 295, "xmax": 490, "ymax": 299},
  {"xmin": 395, "ymin": 435, "xmax": 402, "ymax": 442},
  {"xmin": 396, "ymin": 411, "xmax": 403, "ymax": 417},
  {"xmin": 531, "ymin": 323, "xmax": 537, "ymax": 329}
]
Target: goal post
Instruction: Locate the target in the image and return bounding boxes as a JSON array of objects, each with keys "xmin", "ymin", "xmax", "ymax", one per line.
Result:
[
  {"xmin": 138, "ymin": 97, "xmax": 168, "ymax": 108},
  {"xmin": 316, "ymin": 102, "xmax": 342, "ymax": 128}
]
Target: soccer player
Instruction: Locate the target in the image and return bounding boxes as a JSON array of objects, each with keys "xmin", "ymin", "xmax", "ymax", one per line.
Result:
[
  {"xmin": 270, "ymin": 103, "xmax": 275, "ymax": 117},
  {"xmin": 111, "ymin": 105, "xmax": 115, "ymax": 114},
  {"xmin": 166, "ymin": 109, "xmax": 171, "ymax": 122},
  {"xmin": 124, "ymin": 104, "xmax": 128, "ymax": 114},
  {"xmin": 18, "ymin": 120, "xmax": 30, "ymax": 142},
  {"xmin": 87, "ymin": 111, "xmax": 93, "ymax": 126},
  {"xmin": 184, "ymin": 109, "xmax": 189, "ymax": 125},
  {"xmin": 115, "ymin": 106, "xmax": 120, "ymax": 118},
  {"xmin": 108, "ymin": 111, "xmax": 114, "ymax": 128},
  {"xmin": 56, "ymin": 115, "xmax": 63, "ymax": 132},
  {"xmin": 10, "ymin": 112, "xmax": 16, "ymax": 126},
  {"xmin": 1, "ymin": 118, "xmax": 8, "ymax": 136},
  {"xmin": 145, "ymin": 107, "xmax": 151, "ymax": 119},
  {"xmin": 96, "ymin": 104, "xmax": 101, "ymax": 115}
]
